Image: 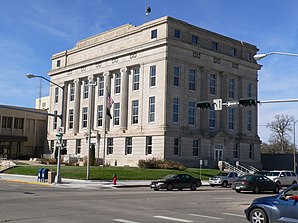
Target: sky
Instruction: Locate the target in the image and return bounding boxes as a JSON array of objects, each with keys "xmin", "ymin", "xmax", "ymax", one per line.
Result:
[{"xmin": 1, "ymin": 0, "xmax": 298, "ymax": 143}]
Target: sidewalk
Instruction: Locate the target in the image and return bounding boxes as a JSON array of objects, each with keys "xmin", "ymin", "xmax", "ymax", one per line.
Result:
[{"xmin": 0, "ymin": 173, "xmax": 209, "ymax": 189}]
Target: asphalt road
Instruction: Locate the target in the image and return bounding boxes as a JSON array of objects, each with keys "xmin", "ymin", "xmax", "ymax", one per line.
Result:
[{"xmin": 0, "ymin": 181, "xmax": 274, "ymax": 223}]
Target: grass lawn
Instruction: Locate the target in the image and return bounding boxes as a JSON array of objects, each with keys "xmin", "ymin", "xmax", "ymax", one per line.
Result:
[{"xmin": 4, "ymin": 165, "xmax": 220, "ymax": 181}]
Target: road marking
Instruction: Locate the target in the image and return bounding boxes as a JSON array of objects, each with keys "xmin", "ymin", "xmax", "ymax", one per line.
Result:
[
  {"xmin": 222, "ymin": 212, "xmax": 245, "ymax": 218},
  {"xmin": 188, "ymin": 214, "xmax": 223, "ymax": 220},
  {"xmin": 113, "ymin": 219, "xmax": 140, "ymax": 223},
  {"xmin": 154, "ymin": 216, "xmax": 193, "ymax": 222}
]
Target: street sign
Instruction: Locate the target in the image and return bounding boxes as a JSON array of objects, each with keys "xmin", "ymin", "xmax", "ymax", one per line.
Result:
[
  {"xmin": 226, "ymin": 101, "xmax": 239, "ymax": 107},
  {"xmin": 57, "ymin": 127, "xmax": 64, "ymax": 134},
  {"xmin": 213, "ymin": 99, "xmax": 222, "ymax": 110}
]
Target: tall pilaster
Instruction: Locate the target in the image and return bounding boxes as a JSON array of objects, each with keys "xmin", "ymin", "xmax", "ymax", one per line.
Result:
[
  {"xmin": 73, "ymin": 79, "xmax": 81, "ymax": 133},
  {"xmin": 120, "ymin": 67, "xmax": 128, "ymax": 131}
]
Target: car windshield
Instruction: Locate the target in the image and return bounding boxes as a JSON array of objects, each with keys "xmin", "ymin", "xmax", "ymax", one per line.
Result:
[
  {"xmin": 217, "ymin": 173, "xmax": 229, "ymax": 176},
  {"xmin": 163, "ymin": 174, "xmax": 177, "ymax": 180},
  {"xmin": 239, "ymin": 175, "xmax": 254, "ymax": 181},
  {"xmin": 266, "ymin": 172, "xmax": 280, "ymax": 176}
]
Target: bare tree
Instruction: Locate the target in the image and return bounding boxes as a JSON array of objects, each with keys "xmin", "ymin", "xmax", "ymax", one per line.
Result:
[{"xmin": 266, "ymin": 114, "xmax": 294, "ymax": 153}]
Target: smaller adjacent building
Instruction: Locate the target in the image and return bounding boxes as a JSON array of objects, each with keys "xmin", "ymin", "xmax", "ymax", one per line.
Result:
[{"xmin": 0, "ymin": 105, "xmax": 48, "ymax": 159}]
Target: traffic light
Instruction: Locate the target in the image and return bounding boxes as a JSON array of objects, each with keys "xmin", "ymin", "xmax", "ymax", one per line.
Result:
[
  {"xmin": 238, "ymin": 98, "xmax": 256, "ymax": 107},
  {"xmin": 197, "ymin": 101, "xmax": 211, "ymax": 109}
]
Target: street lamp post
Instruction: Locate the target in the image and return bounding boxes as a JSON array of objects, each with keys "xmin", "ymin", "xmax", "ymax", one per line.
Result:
[
  {"xmin": 254, "ymin": 52, "xmax": 298, "ymax": 61},
  {"xmin": 255, "ymin": 52, "xmax": 298, "ymax": 173},
  {"xmin": 293, "ymin": 120, "xmax": 298, "ymax": 173},
  {"xmin": 26, "ymin": 73, "xmax": 64, "ymax": 183}
]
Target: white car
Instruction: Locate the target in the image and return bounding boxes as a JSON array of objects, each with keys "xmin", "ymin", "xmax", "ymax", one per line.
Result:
[
  {"xmin": 209, "ymin": 172, "xmax": 238, "ymax": 187},
  {"xmin": 266, "ymin": 170, "xmax": 298, "ymax": 187}
]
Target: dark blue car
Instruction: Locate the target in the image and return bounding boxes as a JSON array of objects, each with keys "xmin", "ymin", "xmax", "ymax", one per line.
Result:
[{"xmin": 245, "ymin": 184, "xmax": 298, "ymax": 223}]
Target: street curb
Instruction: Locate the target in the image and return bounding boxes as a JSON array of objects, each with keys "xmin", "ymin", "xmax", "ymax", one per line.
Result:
[{"xmin": 0, "ymin": 179, "xmax": 50, "ymax": 186}]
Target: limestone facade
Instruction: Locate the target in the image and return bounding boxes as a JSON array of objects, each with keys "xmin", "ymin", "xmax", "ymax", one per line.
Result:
[{"xmin": 47, "ymin": 16, "xmax": 262, "ymax": 168}]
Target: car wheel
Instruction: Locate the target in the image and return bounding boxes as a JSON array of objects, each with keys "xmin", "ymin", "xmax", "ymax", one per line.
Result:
[
  {"xmin": 236, "ymin": 189, "xmax": 241, "ymax": 193},
  {"xmin": 190, "ymin": 183, "xmax": 197, "ymax": 191},
  {"xmin": 154, "ymin": 188, "xmax": 159, "ymax": 191},
  {"xmin": 178, "ymin": 188, "xmax": 183, "ymax": 191},
  {"xmin": 166, "ymin": 184, "xmax": 174, "ymax": 191},
  {"xmin": 249, "ymin": 208, "xmax": 268, "ymax": 223},
  {"xmin": 292, "ymin": 181, "xmax": 297, "ymax": 185},
  {"xmin": 222, "ymin": 181, "xmax": 228, "ymax": 187},
  {"xmin": 273, "ymin": 186, "xmax": 279, "ymax": 194},
  {"xmin": 210, "ymin": 184, "xmax": 215, "ymax": 187},
  {"xmin": 253, "ymin": 186, "xmax": 260, "ymax": 194},
  {"xmin": 276, "ymin": 181, "xmax": 281, "ymax": 188}
]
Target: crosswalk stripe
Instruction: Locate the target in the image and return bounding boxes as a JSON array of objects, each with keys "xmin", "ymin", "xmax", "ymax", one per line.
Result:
[
  {"xmin": 222, "ymin": 212, "xmax": 245, "ymax": 218},
  {"xmin": 113, "ymin": 219, "xmax": 140, "ymax": 223},
  {"xmin": 153, "ymin": 216, "xmax": 193, "ymax": 222},
  {"xmin": 188, "ymin": 214, "xmax": 223, "ymax": 220}
]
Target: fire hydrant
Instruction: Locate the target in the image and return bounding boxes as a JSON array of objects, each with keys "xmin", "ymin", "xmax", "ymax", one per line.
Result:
[{"xmin": 113, "ymin": 174, "xmax": 117, "ymax": 185}]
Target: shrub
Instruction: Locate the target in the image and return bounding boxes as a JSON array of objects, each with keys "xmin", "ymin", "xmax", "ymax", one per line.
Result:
[{"xmin": 138, "ymin": 158, "xmax": 185, "ymax": 170}]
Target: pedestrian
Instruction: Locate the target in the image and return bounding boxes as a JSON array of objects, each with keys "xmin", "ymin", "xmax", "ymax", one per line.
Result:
[{"xmin": 113, "ymin": 173, "xmax": 117, "ymax": 185}]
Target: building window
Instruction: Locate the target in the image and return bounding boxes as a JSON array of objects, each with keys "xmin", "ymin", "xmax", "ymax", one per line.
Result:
[
  {"xmin": 212, "ymin": 41, "xmax": 218, "ymax": 51},
  {"xmin": 231, "ymin": 47, "xmax": 237, "ymax": 56},
  {"xmin": 228, "ymin": 78, "xmax": 235, "ymax": 99},
  {"xmin": 174, "ymin": 29, "xmax": 180, "ymax": 38},
  {"xmin": 83, "ymin": 79, "xmax": 89, "ymax": 99},
  {"xmin": 50, "ymin": 140, "xmax": 55, "ymax": 154},
  {"xmin": 149, "ymin": 96, "xmax": 155, "ymax": 123},
  {"xmin": 209, "ymin": 74, "xmax": 216, "ymax": 95},
  {"xmin": 54, "ymin": 87, "xmax": 59, "ymax": 103},
  {"xmin": 62, "ymin": 140, "xmax": 67, "ymax": 155},
  {"xmin": 76, "ymin": 139, "xmax": 81, "ymax": 154},
  {"xmin": 114, "ymin": 102, "xmax": 120, "ymax": 126},
  {"xmin": 146, "ymin": 136, "xmax": 152, "ymax": 155},
  {"xmin": 192, "ymin": 35, "xmax": 199, "ymax": 45},
  {"xmin": 247, "ymin": 83, "xmax": 253, "ymax": 97},
  {"xmin": 151, "ymin": 29, "xmax": 157, "ymax": 39},
  {"xmin": 98, "ymin": 76, "xmax": 104, "ymax": 97},
  {"xmin": 193, "ymin": 139, "xmax": 199, "ymax": 156},
  {"xmin": 69, "ymin": 82, "xmax": 75, "ymax": 101},
  {"xmin": 68, "ymin": 109, "xmax": 74, "ymax": 129},
  {"xmin": 247, "ymin": 52, "xmax": 252, "ymax": 61},
  {"xmin": 115, "ymin": 72, "xmax": 121, "ymax": 94},
  {"xmin": 132, "ymin": 100, "xmax": 139, "ymax": 124},
  {"xmin": 173, "ymin": 97, "xmax": 179, "ymax": 123},
  {"xmin": 249, "ymin": 144, "xmax": 254, "ymax": 159},
  {"xmin": 188, "ymin": 68, "xmax": 196, "ymax": 91},
  {"xmin": 132, "ymin": 68, "xmax": 140, "ymax": 91},
  {"xmin": 174, "ymin": 137, "xmax": 181, "ymax": 156},
  {"xmin": 234, "ymin": 143, "xmax": 240, "ymax": 158},
  {"xmin": 97, "ymin": 105, "xmax": 103, "ymax": 127},
  {"xmin": 56, "ymin": 60, "xmax": 61, "ymax": 67},
  {"xmin": 125, "ymin": 137, "xmax": 132, "ymax": 155},
  {"xmin": 2, "ymin": 116, "xmax": 12, "ymax": 128},
  {"xmin": 107, "ymin": 138, "xmax": 113, "ymax": 155},
  {"xmin": 14, "ymin": 118, "xmax": 24, "ymax": 129},
  {"xmin": 82, "ymin": 107, "xmax": 88, "ymax": 128},
  {"xmin": 228, "ymin": 108, "xmax": 235, "ymax": 130},
  {"xmin": 149, "ymin": 65, "xmax": 156, "ymax": 87},
  {"xmin": 209, "ymin": 108, "xmax": 215, "ymax": 129},
  {"xmin": 247, "ymin": 110, "xmax": 252, "ymax": 132},
  {"xmin": 53, "ymin": 111, "xmax": 58, "ymax": 130},
  {"xmin": 174, "ymin": 66, "xmax": 180, "ymax": 87},
  {"xmin": 188, "ymin": 101, "xmax": 195, "ymax": 125}
]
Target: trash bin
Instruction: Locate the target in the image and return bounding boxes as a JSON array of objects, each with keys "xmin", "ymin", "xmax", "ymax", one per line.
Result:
[
  {"xmin": 37, "ymin": 168, "xmax": 44, "ymax": 182},
  {"xmin": 41, "ymin": 168, "xmax": 49, "ymax": 182},
  {"xmin": 48, "ymin": 171, "xmax": 56, "ymax": 183}
]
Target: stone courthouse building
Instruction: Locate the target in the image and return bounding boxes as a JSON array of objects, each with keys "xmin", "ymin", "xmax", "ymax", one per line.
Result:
[{"xmin": 47, "ymin": 16, "xmax": 262, "ymax": 168}]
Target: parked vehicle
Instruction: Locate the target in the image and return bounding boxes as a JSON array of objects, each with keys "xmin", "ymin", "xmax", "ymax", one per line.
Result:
[
  {"xmin": 150, "ymin": 174, "xmax": 202, "ymax": 191},
  {"xmin": 266, "ymin": 170, "xmax": 298, "ymax": 187},
  {"xmin": 231, "ymin": 174, "xmax": 280, "ymax": 194},
  {"xmin": 255, "ymin": 170, "xmax": 270, "ymax": 176},
  {"xmin": 209, "ymin": 172, "xmax": 238, "ymax": 187},
  {"xmin": 245, "ymin": 184, "xmax": 298, "ymax": 223}
]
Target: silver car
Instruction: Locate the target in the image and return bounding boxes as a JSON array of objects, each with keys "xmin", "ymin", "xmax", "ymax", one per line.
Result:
[{"xmin": 209, "ymin": 172, "xmax": 238, "ymax": 187}]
